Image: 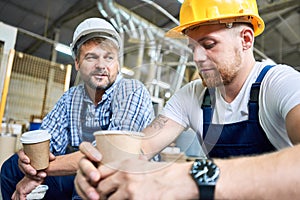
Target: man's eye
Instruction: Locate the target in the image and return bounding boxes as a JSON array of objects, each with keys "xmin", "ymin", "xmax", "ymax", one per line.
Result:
[
  {"xmin": 203, "ymin": 43, "xmax": 216, "ymax": 49},
  {"xmin": 85, "ymin": 56, "xmax": 97, "ymax": 61},
  {"xmin": 105, "ymin": 55, "xmax": 114, "ymax": 61}
]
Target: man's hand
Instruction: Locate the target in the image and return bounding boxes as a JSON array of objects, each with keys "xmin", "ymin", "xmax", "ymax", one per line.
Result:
[
  {"xmin": 96, "ymin": 159, "xmax": 198, "ymax": 200},
  {"xmin": 74, "ymin": 142, "xmax": 198, "ymax": 200},
  {"xmin": 74, "ymin": 142, "xmax": 103, "ymax": 200},
  {"xmin": 18, "ymin": 149, "xmax": 56, "ymax": 180},
  {"xmin": 11, "ymin": 176, "xmax": 43, "ymax": 200}
]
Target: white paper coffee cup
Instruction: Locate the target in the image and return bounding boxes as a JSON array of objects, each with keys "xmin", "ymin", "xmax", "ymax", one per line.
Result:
[{"xmin": 20, "ymin": 130, "xmax": 51, "ymax": 170}]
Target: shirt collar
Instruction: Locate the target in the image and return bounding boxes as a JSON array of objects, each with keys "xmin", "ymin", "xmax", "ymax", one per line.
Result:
[{"xmin": 82, "ymin": 73, "xmax": 123, "ymax": 104}]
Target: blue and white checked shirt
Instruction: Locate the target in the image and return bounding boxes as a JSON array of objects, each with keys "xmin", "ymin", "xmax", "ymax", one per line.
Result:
[{"xmin": 41, "ymin": 75, "xmax": 154, "ymax": 155}]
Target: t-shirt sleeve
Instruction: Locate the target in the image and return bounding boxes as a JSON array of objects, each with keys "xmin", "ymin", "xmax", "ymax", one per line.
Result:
[
  {"xmin": 259, "ymin": 65, "xmax": 300, "ymax": 148},
  {"xmin": 161, "ymin": 80, "xmax": 204, "ymax": 129}
]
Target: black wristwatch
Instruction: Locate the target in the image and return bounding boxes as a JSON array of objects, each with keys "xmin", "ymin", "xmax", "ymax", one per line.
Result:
[{"xmin": 189, "ymin": 159, "xmax": 220, "ymax": 200}]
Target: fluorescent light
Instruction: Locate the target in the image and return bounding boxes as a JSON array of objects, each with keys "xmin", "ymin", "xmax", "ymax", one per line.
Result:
[{"xmin": 55, "ymin": 43, "xmax": 72, "ymax": 56}]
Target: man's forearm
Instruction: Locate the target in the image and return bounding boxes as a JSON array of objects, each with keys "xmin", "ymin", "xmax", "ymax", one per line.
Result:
[
  {"xmin": 215, "ymin": 144, "xmax": 300, "ymax": 199},
  {"xmin": 141, "ymin": 115, "xmax": 185, "ymax": 160},
  {"xmin": 45, "ymin": 151, "xmax": 84, "ymax": 176}
]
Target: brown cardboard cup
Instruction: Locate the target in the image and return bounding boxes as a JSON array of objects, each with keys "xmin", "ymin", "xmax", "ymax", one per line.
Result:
[
  {"xmin": 20, "ymin": 130, "xmax": 51, "ymax": 170},
  {"xmin": 93, "ymin": 130, "xmax": 144, "ymax": 165}
]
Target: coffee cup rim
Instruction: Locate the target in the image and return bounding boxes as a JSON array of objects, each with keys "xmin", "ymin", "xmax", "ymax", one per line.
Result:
[
  {"xmin": 20, "ymin": 130, "xmax": 51, "ymax": 144},
  {"xmin": 93, "ymin": 130, "xmax": 145, "ymax": 137}
]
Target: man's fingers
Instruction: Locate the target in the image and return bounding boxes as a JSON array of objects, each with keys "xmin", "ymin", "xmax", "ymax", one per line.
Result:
[
  {"xmin": 98, "ymin": 162, "xmax": 119, "ymax": 179},
  {"xmin": 36, "ymin": 171, "xmax": 47, "ymax": 179},
  {"xmin": 49, "ymin": 152, "xmax": 56, "ymax": 161},
  {"xmin": 79, "ymin": 157, "xmax": 101, "ymax": 183},
  {"xmin": 98, "ymin": 173, "xmax": 120, "ymax": 200},
  {"xmin": 105, "ymin": 188, "xmax": 129, "ymax": 200},
  {"xmin": 75, "ymin": 157, "xmax": 102, "ymax": 200},
  {"xmin": 18, "ymin": 157, "xmax": 37, "ymax": 176},
  {"xmin": 18, "ymin": 149, "xmax": 30, "ymax": 163},
  {"xmin": 79, "ymin": 142, "xmax": 102, "ymax": 162},
  {"xmin": 75, "ymin": 170, "xmax": 100, "ymax": 200},
  {"xmin": 18, "ymin": 149, "xmax": 43, "ymax": 178}
]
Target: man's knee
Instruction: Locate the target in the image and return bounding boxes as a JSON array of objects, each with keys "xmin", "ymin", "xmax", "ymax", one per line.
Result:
[{"xmin": 1, "ymin": 153, "xmax": 22, "ymax": 178}]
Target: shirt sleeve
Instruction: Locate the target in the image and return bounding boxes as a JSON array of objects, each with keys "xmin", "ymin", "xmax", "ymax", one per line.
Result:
[
  {"xmin": 259, "ymin": 65, "xmax": 300, "ymax": 148},
  {"xmin": 161, "ymin": 80, "xmax": 205, "ymax": 129},
  {"xmin": 40, "ymin": 90, "xmax": 72, "ymax": 155},
  {"xmin": 109, "ymin": 79, "xmax": 155, "ymax": 131},
  {"xmin": 161, "ymin": 90, "xmax": 189, "ymax": 127}
]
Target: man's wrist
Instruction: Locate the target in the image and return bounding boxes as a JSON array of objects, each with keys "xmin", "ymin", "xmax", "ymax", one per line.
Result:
[{"xmin": 184, "ymin": 162, "xmax": 200, "ymax": 199}]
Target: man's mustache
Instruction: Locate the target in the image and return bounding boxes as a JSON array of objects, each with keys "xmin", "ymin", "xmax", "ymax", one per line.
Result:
[{"xmin": 90, "ymin": 69, "xmax": 109, "ymax": 76}]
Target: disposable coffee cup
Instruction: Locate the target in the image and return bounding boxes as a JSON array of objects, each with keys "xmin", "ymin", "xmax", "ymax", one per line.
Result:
[
  {"xmin": 20, "ymin": 130, "xmax": 51, "ymax": 170},
  {"xmin": 93, "ymin": 130, "xmax": 144, "ymax": 165}
]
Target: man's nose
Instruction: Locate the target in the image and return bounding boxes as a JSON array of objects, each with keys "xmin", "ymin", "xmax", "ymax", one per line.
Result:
[
  {"xmin": 96, "ymin": 57, "xmax": 108, "ymax": 68},
  {"xmin": 193, "ymin": 46, "xmax": 207, "ymax": 63}
]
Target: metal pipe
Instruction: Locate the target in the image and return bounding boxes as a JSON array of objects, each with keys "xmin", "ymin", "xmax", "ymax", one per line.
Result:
[
  {"xmin": 100, "ymin": 0, "xmax": 195, "ymax": 98},
  {"xmin": 174, "ymin": 55, "xmax": 188, "ymax": 92},
  {"xmin": 277, "ymin": 13, "xmax": 300, "ymax": 42},
  {"xmin": 140, "ymin": 0, "xmax": 179, "ymax": 25},
  {"xmin": 51, "ymin": 28, "xmax": 60, "ymax": 63},
  {"xmin": 100, "ymin": 0, "xmax": 190, "ymax": 54},
  {"xmin": 154, "ymin": 44, "xmax": 163, "ymax": 98},
  {"xmin": 134, "ymin": 26, "xmax": 145, "ymax": 80},
  {"xmin": 18, "ymin": 27, "xmax": 56, "ymax": 45},
  {"xmin": 97, "ymin": 2, "xmax": 124, "ymax": 67},
  {"xmin": 145, "ymin": 38, "xmax": 157, "ymax": 89}
]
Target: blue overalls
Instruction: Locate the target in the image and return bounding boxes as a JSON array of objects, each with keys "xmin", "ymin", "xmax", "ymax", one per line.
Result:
[{"xmin": 202, "ymin": 65, "xmax": 276, "ymax": 158}]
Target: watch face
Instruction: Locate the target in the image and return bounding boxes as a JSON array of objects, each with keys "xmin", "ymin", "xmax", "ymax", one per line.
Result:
[{"xmin": 190, "ymin": 159, "xmax": 220, "ymax": 185}]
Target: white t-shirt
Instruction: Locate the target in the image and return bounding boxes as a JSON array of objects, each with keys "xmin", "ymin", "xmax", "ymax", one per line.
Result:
[{"xmin": 161, "ymin": 61, "xmax": 300, "ymax": 150}]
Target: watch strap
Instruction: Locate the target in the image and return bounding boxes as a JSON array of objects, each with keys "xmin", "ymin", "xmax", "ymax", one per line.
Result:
[{"xmin": 199, "ymin": 185, "xmax": 215, "ymax": 200}]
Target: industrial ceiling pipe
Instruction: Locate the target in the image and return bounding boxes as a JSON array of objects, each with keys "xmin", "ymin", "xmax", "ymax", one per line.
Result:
[{"xmin": 99, "ymin": 0, "xmax": 191, "ymax": 94}]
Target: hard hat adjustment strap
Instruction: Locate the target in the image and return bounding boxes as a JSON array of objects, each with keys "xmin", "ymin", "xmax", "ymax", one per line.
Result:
[{"xmin": 185, "ymin": 16, "xmax": 254, "ymax": 33}]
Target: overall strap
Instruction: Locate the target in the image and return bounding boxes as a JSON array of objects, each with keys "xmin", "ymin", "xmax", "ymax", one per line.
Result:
[
  {"xmin": 202, "ymin": 65, "xmax": 275, "ymax": 122},
  {"xmin": 248, "ymin": 65, "xmax": 275, "ymax": 120},
  {"xmin": 201, "ymin": 88, "xmax": 215, "ymax": 123}
]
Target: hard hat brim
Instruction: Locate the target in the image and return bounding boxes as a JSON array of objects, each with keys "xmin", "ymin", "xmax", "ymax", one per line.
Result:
[{"xmin": 165, "ymin": 14, "xmax": 265, "ymax": 38}]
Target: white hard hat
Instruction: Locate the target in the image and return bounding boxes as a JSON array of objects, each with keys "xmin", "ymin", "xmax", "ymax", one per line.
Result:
[{"xmin": 70, "ymin": 17, "xmax": 122, "ymax": 59}]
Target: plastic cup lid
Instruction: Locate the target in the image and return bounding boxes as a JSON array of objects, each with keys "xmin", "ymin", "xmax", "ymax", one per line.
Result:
[{"xmin": 20, "ymin": 130, "xmax": 51, "ymax": 144}]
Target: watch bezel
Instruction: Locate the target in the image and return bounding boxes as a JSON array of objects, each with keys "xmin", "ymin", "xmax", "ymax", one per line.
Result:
[{"xmin": 190, "ymin": 159, "xmax": 220, "ymax": 185}]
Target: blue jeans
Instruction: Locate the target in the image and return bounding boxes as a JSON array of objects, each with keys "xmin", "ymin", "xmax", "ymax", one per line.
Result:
[{"xmin": 1, "ymin": 153, "xmax": 80, "ymax": 200}]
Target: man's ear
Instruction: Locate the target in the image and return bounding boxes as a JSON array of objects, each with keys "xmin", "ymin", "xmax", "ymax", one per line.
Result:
[
  {"xmin": 74, "ymin": 58, "xmax": 80, "ymax": 71},
  {"xmin": 240, "ymin": 27, "xmax": 254, "ymax": 51}
]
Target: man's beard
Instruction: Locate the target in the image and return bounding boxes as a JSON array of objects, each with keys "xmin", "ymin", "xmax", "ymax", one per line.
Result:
[
  {"xmin": 199, "ymin": 49, "xmax": 242, "ymax": 88},
  {"xmin": 199, "ymin": 69, "xmax": 223, "ymax": 88},
  {"xmin": 87, "ymin": 76, "xmax": 110, "ymax": 90},
  {"xmin": 87, "ymin": 69, "xmax": 112, "ymax": 90}
]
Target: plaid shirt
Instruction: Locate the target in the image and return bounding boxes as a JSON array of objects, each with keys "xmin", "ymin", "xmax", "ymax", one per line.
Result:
[{"xmin": 41, "ymin": 75, "xmax": 154, "ymax": 155}]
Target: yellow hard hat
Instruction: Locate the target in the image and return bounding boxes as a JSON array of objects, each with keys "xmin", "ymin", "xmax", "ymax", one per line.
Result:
[{"xmin": 166, "ymin": 0, "xmax": 264, "ymax": 37}]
